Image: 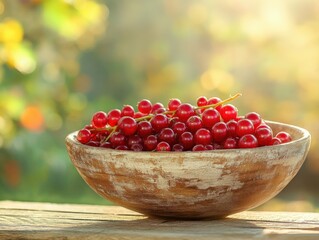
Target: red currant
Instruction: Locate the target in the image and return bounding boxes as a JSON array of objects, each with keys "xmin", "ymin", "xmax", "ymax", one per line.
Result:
[
  {"xmin": 77, "ymin": 129, "xmax": 91, "ymax": 144},
  {"xmin": 137, "ymin": 121, "xmax": 153, "ymax": 137},
  {"xmin": 150, "ymin": 114, "xmax": 169, "ymax": 132},
  {"xmin": 179, "ymin": 132, "xmax": 194, "ymax": 150},
  {"xmin": 108, "ymin": 109, "xmax": 121, "ymax": 127},
  {"xmin": 186, "ymin": 115, "xmax": 203, "ymax": 133},
  {"xmin": 219, "ymin": 104, "xmax": 238, "ymax": 122},
  {"xmin": 121, "ymin": 105, "xmax": 135, "ymax": 117},
  {"xmin": 223, "ymin": 137, "xmax": 237, "ymax": 149},
  {"xmin": 168, "ymin": 98, "xmax": 181, "ymax": 111},
  {"xmin": 175, "ymin": 103, "xmax": 196, "ymax": 122},
  {"xmin": 255, "ymin": 127, "xmax": 273, "ymax": 146},
  {"xmin": 172, "ymin": 121, "xmax": 187, "ymax": 136},
  {"xmin": 197, "ymin": 96, "xmax": 208, "ymax": 108},
  {"xmin": 158, "ymin": 128, "xmax": 176, "ymax": 145},
  {"xmin": 236, "ymin": 119, "xmax": 255, "ymax": 137},
  {"xmin": 118, "ymin": 116, "xmax": 138, "ymax": 136},
  {"xmin": 144, "ymin": 135, "xmax": 158, "ymax": 151},
  {"xmin": 137, "ymin": 99, "xmax": 152, "ymax": 114},
  {"xmin": 156, "ymin": 141, "xmax": 171, "ymax": 151},
  {"xmin": 245, "ymin": 112, "xmax": 262, "ymax": 128},
  {"xmin": 91, "ymin": 111, "xmax": 108, "ymax": 128},
  {"xmin": 202, "ymin": 108, "xmax": 220, "ymax": 128},
  {"xmin": 192, "ymin": 144, "xmax": 206, "ymax": 151},
  {"xmin": 275, "ymin": 131, "xmax": 292, "ymax": 143},
  {"xmin": 238, "ymin": 134, "xmax": 258, "ymax": 148},
  {"xmin": 194, "ymin": 128, "xmax": 212, "ymax": 145},
  {"xmin": 211, "ymin": 122, "xmax": 228, "ymax": 142}
]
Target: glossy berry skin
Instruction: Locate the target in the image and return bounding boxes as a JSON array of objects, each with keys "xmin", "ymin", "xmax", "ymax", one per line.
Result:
[
  {"xmin": 100, "ymin": 141, "xmax": 112, "ymax": 148},
  {"xmin": 151, "ymin": 103, "xmax": 164, "ymax": 114},
  {"xmin": 275, "ymin": 131, "xmax": 292, "ymax": 143},
  {"xmin": 186, "ymin": 115, "xmax": 203, "ymax": 133},
  {"xmin": 172, "ymin": 144, "xmax": 184, "ymax": 151},
  {"xmin": 194, "ymin": 128, "xmax": 212, "ymax": 145},
  {"xmin": 168, "ymin": 98, "xmax": 181, "ymax": 111},
  {"xmin": 150, "ymin": 114, "xmax": 169, "ymax": 132},
  {"xmin": 236, "ymin": 119, "xmax": 255, "ymax": 137},
  {"xmin": 137, "ymin": 99, "xmax": 152, "ymax": 114},
  {"xmin": 175, "ymin": 103, "xmax": 196, "ymax": 122},
  {"xmin": 238, "ymin": 134, "xmax": 258, "ymax": 148},
  {"xmin": 118, "ymin": 116, "xmax": 138, "ymax": 136},
  {"xmin": 207, "ymin": 97, "xmax": 222, "ymax": 111},
  {"xmin": 110, "ymin": 132, "xmax": 126, "ymax": 148},
  {"xmin": 202, "ymin": 109, "xmax": 220, "ymax": 128},
  {"xmin": 144, "ymin": 135, "xmax": 158, "ymax": 151},
  {"xmin": 179, "ymin": 132, "xmax": 194, "ymax": 150},
  {"xmin": 219, "ymin": 104, "xmax": 238, "ymax": 122},
  {"xmin": 108, "ymin": 109, "xmax": 121, "ymax": 127},
  {"xmin": 156, "ymin": 141, "xmax": 171, "ymax": 151},
  {"xmin": 226, "ymin": 120, "xmax": 238, "ymax": 137},
  {"xmin": 269, "ymin": 137, "xmax": 282, "ymax": 146},
  {"xmin": 92, "ymin": 111, "xmax": 108, "ymax": 128},
  {"xmin": 127, "ymin": 135, "xmax": 143, "ymax": 148},
  {"xmin": 121, "ymin": 105, "xmax": 135, "ymax": 117},
  {"xmin": 115, "ymin": 145, "xmax": 129, "ymax": 150},
  {"xmin": 211, "ymin": 122, "xmax": 228, "ymax": 142},
  {"xmin": 158, "ymin": 128, "xmax": 176, "ymax": 145},
  {"xmin": 77, "ymin": 129, "xmax": 91, "ymax": 144},
  {"xmin": 134, "ymin": 112, "xmax": 145, "ymax": 119},
  {"xmin": 223, "ymin": 137, "xmax": 237, "ymax": 149},
  {"xmin": 172, "ymin": 122, "xmax": 187, "ymax": 136},
  {"xmin": 255, "ymin": 127, "xmax": 273, "ymax": 146},
  {"xmin": 192, "ymin": 144, "xmax": 206, "ymax": 151},
  {"xmin": 245, "ymin": 112, "xmax": 262, "ymax": 128},
  {"xmin": 196, "ymin": 96, "xmax": 208, "ymax": 107},
  {"xmin": 137, "ymin": 121, "xmax": 153, "ymax": 137}
]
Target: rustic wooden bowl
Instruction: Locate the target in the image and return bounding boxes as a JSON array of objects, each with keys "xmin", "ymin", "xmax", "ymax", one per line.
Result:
[{"xmin": 65, "ymin": 121, "xmax": 310, "ymax": 219}]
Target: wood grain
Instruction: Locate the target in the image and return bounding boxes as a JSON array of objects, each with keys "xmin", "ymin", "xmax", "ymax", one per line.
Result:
[{"xmin": 0, "ymin": 201, "xmax": 318, "ymax": 240}]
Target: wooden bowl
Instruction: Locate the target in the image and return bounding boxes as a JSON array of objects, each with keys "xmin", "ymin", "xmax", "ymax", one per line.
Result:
[{"xmin": 65, "ymin": 121, "xmax": 310, "ymax": 219}]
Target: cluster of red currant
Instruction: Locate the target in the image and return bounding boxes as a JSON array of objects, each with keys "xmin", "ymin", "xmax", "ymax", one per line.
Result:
[{"xmin": 76, "ymin": 94, "xmax": 292, "ymax": 151}]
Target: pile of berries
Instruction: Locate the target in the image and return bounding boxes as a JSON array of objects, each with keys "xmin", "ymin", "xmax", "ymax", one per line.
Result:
[{"xmin": 76, "ymin": 94, "xmax": 292, "ymax": 151}]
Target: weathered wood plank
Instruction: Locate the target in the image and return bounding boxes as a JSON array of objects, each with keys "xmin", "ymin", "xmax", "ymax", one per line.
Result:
[{"xmin": 0, "ymin": 201, "xmax": 318, "ymax": 240}]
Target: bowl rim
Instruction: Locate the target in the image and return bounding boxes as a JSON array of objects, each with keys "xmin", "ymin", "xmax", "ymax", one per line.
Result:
[{"xmin": 65, "ymin": 120, "xmax": 311, "ymax": 155}]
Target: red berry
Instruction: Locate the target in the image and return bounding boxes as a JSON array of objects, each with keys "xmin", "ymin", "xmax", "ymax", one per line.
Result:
[
  {"xmin": 207, "ymin": 97, "xmax": 222, "ymax": 111},
  {"xmin": 156, "ymin": 141, "xmax": 171, "ymax": 151},
  {"xmin": 150, "ymin": 114, "xmax": 169, "ymax": 132},
  {"xmin": 223, "ymin": 137, "xmax": 237, "ymax": 149},
  {"xmin": 133, "ymin": 112, "xmax": 146, "ymax": 119},
  {"xmin": 186, "ymin": 115, "xmax": 203, "ymax": 133},
  {"xmin": 197, "ymin": 96, "xmax": 208, "ymax": 107},
  {"xmin": 118, "ymin": 116, "xmax": 138, "ymax": 136},
  {"xmin": 137, "ymin": 121, "xmax": 153, "ymax": 137},
  {"xmin": 192, "ymin": 144, "xmax": 206, "ymax": 151},
  {"xmin": 127, "ymin": 135, "xmax": 143, "ymax": 148},
  {"xmin": 87, "ymin": 141, "xmax": 100, "ymax": 147},
  {"xmin": 100, "ymin": 142, "xmax": 112, "ymax": 148},
  {"xmin": 179, "ymin": 132, "xmax": 194, "ymax": 150},
  {"xmin": 255, "ymin": 127, "xmax": 273, "ymax": 146},
  {"xmin": 110, "ymin": 132, "xmax": 126, "ymax": 147},
  {"xmin": 172, "ymin": 121, "xmax": 187, "ymax": 136},
  {"xmin": 91, "ymin": 111, "xmax": 108, "ymax": 128},
  {"xmin": 211, "ymin": 122, "xmax": 228, "ymax": 142},
  {"xmin": 275, "ymin": 131, "xmax": 292, "ymax": 143},
  {"xmin": 194, "ymin": 128, "xmax": 212, "ymax": 145},
  {"xmin": 151, "ymin": 102, "xmax": 164, "ymax": 114},
  {"xmin": 245, "ymin": 112, "xmax": 262, "ymax": 128},
  {"xmin": 137, "ymin": 99, "xmax": 152, "ymax": 114},
  {"xmin": 77, "ymin": 129, "xmax": 91, "ymax": 144},
  {"xmin": 121, "ymin": 105, "xmax": 135, "ymax": 117},
  {"xmin": 226, "ymin": 120, "xmax": 238, "ymax": 137},
  {"xmin": 144, "ymin": 135, "xmax": 158, "ymax": 151},
  {"xmin": 202, "ymin": 108, "xmax": 220, "ymax": 128},
  {"xmin": 175, "ymin": 103, "xmax": 196, "ymax": 122},
  {"xmin": 158, "ymin": 128, "xmax": 176, "ymax": 145},
  {"xmin": 236, "ymin": 119, "xmax": 255, "ymax": 137},
  {"xmin": 168, "ymin": 98, "xmax": 181, "ymax": 111},
  {"xmin": 172, "ymin": 144, "xmax": 184, "ymax": 151},
  {"xmin": 116, "ymin": 145, "xmax": 129, "ymax": 150},
  {"xmin": 269, "ymin": 137, "xmax": 282, "ymax": 146},
  {"xmin": 219, "ymin": 104, "xmax": 238, "ymax": 122},
  {"xmin": 238, "ymin": 134, "xmax": 258, "ymax": 148},
  {"xmin": 108, "ymin": 109, "xmax": 121, "ymax": 127}
]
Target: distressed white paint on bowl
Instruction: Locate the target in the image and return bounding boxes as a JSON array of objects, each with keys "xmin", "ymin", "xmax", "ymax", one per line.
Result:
[{"xmin": 65, "ymin": 121, "xmax": 310, "ymax": 219}]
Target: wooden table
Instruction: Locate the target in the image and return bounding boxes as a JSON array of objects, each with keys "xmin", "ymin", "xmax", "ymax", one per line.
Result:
[{"xmin": 0, "ymin": 201, "xmax": 318, "ymax": 239}]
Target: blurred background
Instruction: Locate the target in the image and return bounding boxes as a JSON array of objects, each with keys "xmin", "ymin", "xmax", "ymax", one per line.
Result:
[{"xmin": 0, "ymin": 0, "xmax": 318, "ymax": 211}]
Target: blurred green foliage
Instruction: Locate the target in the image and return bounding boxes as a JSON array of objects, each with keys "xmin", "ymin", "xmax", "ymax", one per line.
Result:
[{"xmin": 0, "ymin": 0, "xmax": 318, "ymax": 210}]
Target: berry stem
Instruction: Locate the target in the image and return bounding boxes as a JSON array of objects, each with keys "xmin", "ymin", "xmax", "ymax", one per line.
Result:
[{"xmin": 196, "ymin": 93, "xmax": 242, "ymax": 110}]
